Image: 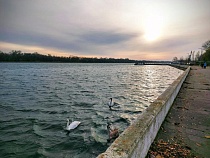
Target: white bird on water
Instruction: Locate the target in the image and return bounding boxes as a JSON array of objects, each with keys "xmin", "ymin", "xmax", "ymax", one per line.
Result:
[
  {"xmin": 107, "ymin": 98, "xmax": 119, "ymax": 110},
  {"xmin": 66, "ymin": 119, "xmax": 81, "ymax": 131}
]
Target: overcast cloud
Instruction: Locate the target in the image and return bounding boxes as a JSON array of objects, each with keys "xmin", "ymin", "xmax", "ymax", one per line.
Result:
[{"xmin": 0, "ymin": 0, "xmax": 210, "ymax": 60}]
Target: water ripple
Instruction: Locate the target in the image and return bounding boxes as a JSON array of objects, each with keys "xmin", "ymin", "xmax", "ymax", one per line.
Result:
[{"xmin": 0, "ymin": 63, "xmax": 183, "ymax": 158}]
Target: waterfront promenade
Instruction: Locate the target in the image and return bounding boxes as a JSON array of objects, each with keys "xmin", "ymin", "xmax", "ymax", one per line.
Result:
[{"xmin": 148, "ymin": 66, "xmax": 210, "ymax": 157}]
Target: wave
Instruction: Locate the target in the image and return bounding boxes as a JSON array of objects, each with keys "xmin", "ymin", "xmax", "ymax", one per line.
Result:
[{"xmin": 0, "ymin": 63, "xmax": 183, "ymax": 157}]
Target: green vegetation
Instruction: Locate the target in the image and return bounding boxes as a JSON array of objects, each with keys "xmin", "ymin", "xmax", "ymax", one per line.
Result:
[
  {"xmin": 0, "ymin": 50, "xmax": 137, "ymax": 63},
  {"xmin": 200, "ymin": 40, "xmax": 210, "ymax": 66},
  {"xmin": 172, "ymin": 40, "xmax": 210, "ymax": 65}
]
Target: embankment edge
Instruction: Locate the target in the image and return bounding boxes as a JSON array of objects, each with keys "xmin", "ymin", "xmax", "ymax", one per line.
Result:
[{"xmin": 97, "ymin": 66, "xmax": 191, "ymax": 158}]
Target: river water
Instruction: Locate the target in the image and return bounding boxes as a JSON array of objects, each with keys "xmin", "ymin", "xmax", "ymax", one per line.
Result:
[{"xmin": 0, "ymin": 63, "xmax": 183, "ymax": 158}]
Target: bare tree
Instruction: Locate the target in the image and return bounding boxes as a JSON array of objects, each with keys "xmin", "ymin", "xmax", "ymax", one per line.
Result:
[
  {"xmin": 195, "ymin": 51, "xmax": 200, "ymax": 61},
  {"xmin": 202, "ymin": 40, "xmax": 210, "ymax": 50},
  {"xmin": 173, "ymin": 57, "xmax": 178, "ymax": 62}
]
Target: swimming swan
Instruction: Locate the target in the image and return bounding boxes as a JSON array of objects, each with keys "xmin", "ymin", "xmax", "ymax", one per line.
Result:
[
  {"xmin": 107, "ymin": 98, "xmax": 119, "ymax": 110},
  {"xmin": 66, "ymin": 119, "xmax": 81, "ymax": 131}
]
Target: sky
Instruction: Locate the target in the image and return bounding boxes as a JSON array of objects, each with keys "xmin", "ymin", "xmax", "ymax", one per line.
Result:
[{"xmin": 0, "ymin": 0, "xmax": 210, "ymax": 60}]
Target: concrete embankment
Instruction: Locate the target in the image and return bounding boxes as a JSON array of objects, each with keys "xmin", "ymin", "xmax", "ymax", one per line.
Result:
[
  {"xmin": 170, "ymin": 64, "xmax": 188, "ymax": 70},
  {"xmin": 97, "ymin": 67, "xmax": 191, "ymax": 158},
  {"xmin": 148, "ymin": 66, "xmax": 210, "ymax": 158}
]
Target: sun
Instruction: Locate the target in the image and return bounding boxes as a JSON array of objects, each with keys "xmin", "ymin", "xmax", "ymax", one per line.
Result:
[
  {"xmin": 144, "ymin": 14, "xmax": 163, "ymax": 41},
  {"xmin": 143, "ymin": 9, "xmax": 165, "ymax": 41},
  {"xmin": 144, "ymin": 27, "xmax": 161, "ymax": 41}
]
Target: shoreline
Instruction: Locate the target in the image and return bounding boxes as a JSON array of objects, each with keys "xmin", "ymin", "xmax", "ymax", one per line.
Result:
[
  {"xmin": 97, "ymin": 66, "xmax": 190, "ymax": 158},
  {"xmin": 148, "ymin": 66, "xmax": 210, "ymax": 158}
]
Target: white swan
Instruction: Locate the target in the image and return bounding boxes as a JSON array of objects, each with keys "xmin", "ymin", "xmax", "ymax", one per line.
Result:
[
  {"xmin": 66, "ymin": 119, "xmax": 81, "ymax": 131},
  {"xmin": 107, "ymin": 98, "xmax": 119, "ymax": 110}
]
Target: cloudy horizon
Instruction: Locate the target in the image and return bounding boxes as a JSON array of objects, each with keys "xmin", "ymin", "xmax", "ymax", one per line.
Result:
[{"xmin": 0, "ymin": 0, "xmax": 210, "ymax": 60}]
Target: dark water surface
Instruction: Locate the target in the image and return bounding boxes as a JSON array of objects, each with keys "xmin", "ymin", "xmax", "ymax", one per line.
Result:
[{"xmin": 0, "ymin": 63, "xmax": 183, "ymax": 158}]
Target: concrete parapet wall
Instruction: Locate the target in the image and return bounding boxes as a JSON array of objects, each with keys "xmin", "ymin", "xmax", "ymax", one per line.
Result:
[
  {"xmin": 97, "ymin": 67, "xmax": 191, "ymax": 158},
  {"xmin": 170, "ymin": 64, "xmax": 189, "ymax": 70}
]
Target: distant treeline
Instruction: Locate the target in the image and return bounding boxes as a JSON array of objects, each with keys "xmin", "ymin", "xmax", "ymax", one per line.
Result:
[{"xmin": 0, "ymin": 50, "xmax": 137, "ymax": 63}]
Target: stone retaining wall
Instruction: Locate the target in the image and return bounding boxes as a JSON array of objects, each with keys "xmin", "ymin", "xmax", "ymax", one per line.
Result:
[{"xmin": 97, "ymin": 66, "xmax": 191, "ymax": 158}]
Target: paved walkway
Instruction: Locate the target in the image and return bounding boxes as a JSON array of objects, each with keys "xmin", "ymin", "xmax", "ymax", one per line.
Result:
[{"xmin": 149, "ymin": 66, "xmax": 210, "ymax": 158}]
